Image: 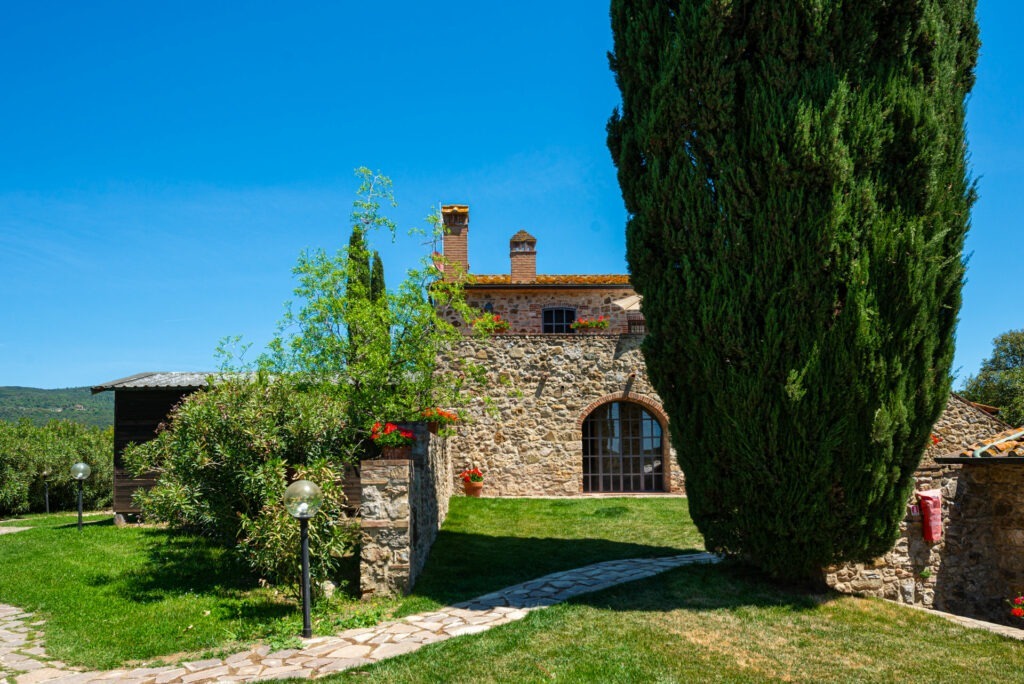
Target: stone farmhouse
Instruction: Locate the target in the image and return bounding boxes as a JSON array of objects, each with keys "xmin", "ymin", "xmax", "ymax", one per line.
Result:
[{"xmin": 434, "ymin": 204, "xmax": 686, "ymax": 496}]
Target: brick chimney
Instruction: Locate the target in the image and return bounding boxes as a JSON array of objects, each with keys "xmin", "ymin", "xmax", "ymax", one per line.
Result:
[
  {"xmin": 509, "ymin": 230, "xmax": 537, "ymax": 283},
  {"xmin": 441, "ymin": 205, "xmax": 469, "ymax": 280}
]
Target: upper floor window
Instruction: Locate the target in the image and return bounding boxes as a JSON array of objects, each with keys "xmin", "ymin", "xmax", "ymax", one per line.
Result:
[{"xmin": 543, "ymin": 307, "xmax": 576, "ymax": 333}]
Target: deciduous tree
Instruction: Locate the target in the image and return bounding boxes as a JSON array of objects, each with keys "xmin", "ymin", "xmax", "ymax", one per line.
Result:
[{"xmin": 962, "ymin": 329, "xmax": 1024, "ymax": 426}]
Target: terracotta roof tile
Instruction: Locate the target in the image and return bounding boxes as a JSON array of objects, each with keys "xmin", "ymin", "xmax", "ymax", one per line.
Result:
[
  {"xmin": 955, "ymin": 427, "xmax": 1024, "ymax": 458},
  {"xmin": 470, "ymin": 274, "xmax": 632, "ymax": 286}
]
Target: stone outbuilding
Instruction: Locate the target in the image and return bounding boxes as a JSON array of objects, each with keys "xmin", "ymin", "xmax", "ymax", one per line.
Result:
[{"xmin": 825, "ymin": 394, "xmax": 1024, "ymax": 626}]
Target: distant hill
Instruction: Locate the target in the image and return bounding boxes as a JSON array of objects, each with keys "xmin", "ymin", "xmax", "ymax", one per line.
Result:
[{"xmin": 0, "ymin": 386, "xmax": 114, "ymax": 428}]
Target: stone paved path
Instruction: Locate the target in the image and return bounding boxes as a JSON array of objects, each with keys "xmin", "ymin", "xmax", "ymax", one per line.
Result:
[
  {"xmin": 0, "ymin": 528, "xmax": 30, "ymax": 536},
  {"xmin": 0, "ymin": 553, "xmax": 718, "ymax": 684}
]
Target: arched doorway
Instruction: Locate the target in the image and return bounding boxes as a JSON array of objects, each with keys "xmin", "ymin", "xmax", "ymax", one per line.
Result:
[{"xmin": 582, "ymin": 401, "xmax": 664, "ymax": 492}]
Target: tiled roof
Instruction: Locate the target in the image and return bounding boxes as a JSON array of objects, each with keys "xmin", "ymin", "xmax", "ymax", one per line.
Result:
[
  {"xmin": 470, "ymin": 274, "xmax": 632, "ymax": 286},
  {"xmin": 954, "ymin": 427, "xmax": 1024, "ymax": 458},
  {"xmin": 91, "ymin": 372, "xmax": 215, "ymax": 393}
]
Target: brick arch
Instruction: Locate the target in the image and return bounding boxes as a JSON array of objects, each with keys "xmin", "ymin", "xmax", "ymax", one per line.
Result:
[{"xmin": 576, "ymin": 392, "xmax": 669, "ymax": 430}]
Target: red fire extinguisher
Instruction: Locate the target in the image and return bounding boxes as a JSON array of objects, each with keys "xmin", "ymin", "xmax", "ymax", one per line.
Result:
[{"xmin": 918, "ymin": 489, "xmax": 943, "ymax": 543}]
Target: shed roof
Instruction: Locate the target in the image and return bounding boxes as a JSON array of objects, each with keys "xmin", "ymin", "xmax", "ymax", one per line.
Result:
[{"xmin": 91, "ymin": 372, "xmax": 213, "ymax": 393}]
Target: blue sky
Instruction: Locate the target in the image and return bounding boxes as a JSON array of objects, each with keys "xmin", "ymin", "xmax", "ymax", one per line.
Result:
[{"xmin": 1, "ymin": 2, "xmax": 1019, "ymax": 389}]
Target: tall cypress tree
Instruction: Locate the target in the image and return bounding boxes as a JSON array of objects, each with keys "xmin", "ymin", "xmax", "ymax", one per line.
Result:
[
  {"xmin": 608, "ymin": 0, "xmax": 978, "ymax": 580},
  {"xmin": 347, "ymin": 226, "xmax": 371, "ymax": 299},
  {"xmin": 370, "ymin": 251, "xmax": 385, "ymax": 303}
]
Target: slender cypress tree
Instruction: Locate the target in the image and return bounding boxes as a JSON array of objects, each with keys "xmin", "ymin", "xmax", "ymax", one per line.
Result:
[
  {"xmin": 608, "ymin": 0, "xmax": 978, "ymax": 580},
  {"xmin": 347, "ymin": 226, "xmax": 371, "ymax": 298},
  {"xmin": 370, "ymin": 251, "xmax": 385, "ymax": 303}
]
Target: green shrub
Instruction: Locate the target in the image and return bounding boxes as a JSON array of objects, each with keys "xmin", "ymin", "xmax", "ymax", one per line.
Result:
[
  {"xmin": 124, "ymin": 374, "xmax": 360, "ymax": 592},
  {"xmin": 0, "ymin": 419, "xmax": 113, "ymax": 516}
]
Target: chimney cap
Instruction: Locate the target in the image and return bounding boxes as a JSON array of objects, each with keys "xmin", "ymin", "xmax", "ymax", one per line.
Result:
[
  {"xmin": 510, "ymin": 229, "xmax": 536, "ymax": 244},
  {"xmin": 441, "ymin": 204, "xmax": 469, "ymax": 214}
]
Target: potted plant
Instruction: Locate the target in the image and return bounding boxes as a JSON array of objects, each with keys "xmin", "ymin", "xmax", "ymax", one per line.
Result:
[
  {"xmin": 570, "ymin": 315, "xmax": 610, "ymax": 333},
  {"xmin": 371, "ymin": 421, "xmax": 415, "ymax": 459},
  {"xmin": 460, "ymin": 467, "xmax": 484, "ymax": 497},
  {"xmin": 1010, "ymin": 593, "xmax": 1024, "ymax": 620},
  {"xmin": 421, "ymin": 407, "xmax": 460, "ymax": 434},
  {"xmin": 471, "ymin": 312, "xmax": 511, "ymax": 336}
]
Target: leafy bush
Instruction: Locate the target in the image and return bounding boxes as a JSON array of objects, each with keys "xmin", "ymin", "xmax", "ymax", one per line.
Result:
[
  {"xmin": 124, "ymin": 375, "xmax": 360, "ymax": 592},
  {"xmin": 238, "ymin": 458, "xmax": 359, "ymax": 597},
  {"xmin": 0, "ymin": 419, "xmax": 113, "ymax": 516}
]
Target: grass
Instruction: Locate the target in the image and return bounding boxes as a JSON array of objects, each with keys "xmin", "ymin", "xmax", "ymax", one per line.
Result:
[
  {"xmin": 0, "ymin": 515, "xmax": 299, "ymax": 668},
  {"xmin": 0, "ymin": 497, "xmax": 700, "ymax": 669},
  {"xmin": 320, "ymin": 562, "xmax": 1024, "ymax": 683},
  {"xmin": 395, "ymin": 496, "xmax": 703, "ymax": 615},
  {"xmin": 5, "ymin": 498, "xmax": 1024, "ymax": 682}
]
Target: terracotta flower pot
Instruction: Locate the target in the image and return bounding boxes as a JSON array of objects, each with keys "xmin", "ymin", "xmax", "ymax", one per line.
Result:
[{"xmin": 463, "ymin": 481, "xmax": 483, "ymax": 497}]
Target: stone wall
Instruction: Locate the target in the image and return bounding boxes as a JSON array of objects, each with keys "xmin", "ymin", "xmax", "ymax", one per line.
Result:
[
  {"xmin": 920, "ymin": 393, "xmax": 1009, "ymax": 467},
  {"xmin": 940, "ymin": 463, "xmax": 1024, "ymax": 622},
  {"xmin": 359, "ymin": 424, "xmax": 453, "ymax": 598},
  {"xmin": 443, "ymin": 334, "xmax": 685, "ymax": 496},
  {"xmin": 410, "ymin": 429, "xmax": 454, "ymax": 581},
  {"xmin": 443, "ymin": 286, "xmax": 639, "ymax": 334},
  {"xmin": 825, "ymin": 395, "xmax": 1020, "ymax": 624}
]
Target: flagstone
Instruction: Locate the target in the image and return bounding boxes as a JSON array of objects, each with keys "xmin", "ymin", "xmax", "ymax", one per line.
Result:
[{"xmin": 0, "ymin": 553, "xmax": 718, "ymax": 683}]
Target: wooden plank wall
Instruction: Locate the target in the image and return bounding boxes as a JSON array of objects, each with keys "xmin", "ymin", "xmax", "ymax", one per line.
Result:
[{"xmin": 113, "ymin": 388, "xmax": 195, "ymax": 514}]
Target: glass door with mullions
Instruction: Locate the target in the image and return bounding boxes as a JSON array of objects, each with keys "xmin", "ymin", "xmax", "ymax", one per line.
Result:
[{"xmin": 582, "ymin": 401, "xmax": 663, "ymax": 492}]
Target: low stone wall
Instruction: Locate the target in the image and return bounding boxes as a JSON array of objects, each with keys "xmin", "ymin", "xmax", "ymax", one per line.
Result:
[
  {"xmin": 442, "ymin": 334, "xmax": 685, "ymax": 496},
  {"xmin": 359, "ymin": 424, "xmax": 453, "ymax": 598},
  {"xmin": 410, "ymin": 430, "xmax": 454, "ymax": 582},
  {"xmin": 825, "ymin": 463, "xmax": 960, "ymax": 608},
  {"xmin": 825, "ymin": 395, "xmax": 1023, "ymax": 624}
]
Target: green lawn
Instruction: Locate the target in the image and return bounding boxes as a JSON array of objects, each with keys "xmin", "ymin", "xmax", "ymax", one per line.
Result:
[
  {"xmin": 0, "ymin": 497, "xmax": 700, "ymax": 669},
  {"xmin": 0, "ymin": 515, "xmax": 298, "ymax": 668},
  {"xmin": 398, "ymin": 496, "xmax": 704, "ymax": 615},
  {"xmin": 4, "ymin": 499, "xmax": 1024, "ymax": 682},
  {"xmin": 321, "ymin": 562, "xmax": 1024, "ymax": 683}
]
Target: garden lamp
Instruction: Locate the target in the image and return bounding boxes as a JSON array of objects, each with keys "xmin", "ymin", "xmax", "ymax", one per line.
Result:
[
  {"xmin": 70, "ymin": 462, "xmax": 91, "ymax": 531},
  {"xmin": 41, "ymin": 470, "xmax": 50, "ymax": 514},
  {"xmin": 284, "ymin": 479, "xmax": 323, "ymax": 638}
]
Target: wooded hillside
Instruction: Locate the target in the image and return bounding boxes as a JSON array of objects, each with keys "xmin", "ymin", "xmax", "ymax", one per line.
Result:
[{"xmin": 0, "ymin": 387, "xmax": 114, "ymax": 427}]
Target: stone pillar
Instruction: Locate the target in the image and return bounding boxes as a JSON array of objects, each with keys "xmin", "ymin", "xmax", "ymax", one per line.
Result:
[{"xmin": 359, "ymin": 459, "xmax": 413, "ymax": 599}]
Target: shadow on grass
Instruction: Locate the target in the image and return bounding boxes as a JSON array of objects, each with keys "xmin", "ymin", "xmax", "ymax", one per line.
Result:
[
  {"xmin": 54, "ymin": 517, "xmax": 116, "ymax": 530},
  {"xmin": 50, "ymin": 526, "xmax": 289, "ymax": 625},
  {"xmin": 572, "ymin": 559, "xmax": 838, "ymax": 616},
  {"xmin": 407, "ymin": 529, "xmax": 703, "ymax": 609}
]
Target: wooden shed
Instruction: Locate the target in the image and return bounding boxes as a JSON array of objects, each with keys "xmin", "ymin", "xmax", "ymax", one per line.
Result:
[
  {"xmin": 91, "ymin": 371, "xmax": 361, "ymax": 518},
  {"xmin": 91, "ymin": 372, "xmax": 209, "ymax": 516}
]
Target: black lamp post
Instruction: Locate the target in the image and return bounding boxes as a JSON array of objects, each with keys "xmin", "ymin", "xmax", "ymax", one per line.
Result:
[
  {"xmin": 284, "ymin": 479, "xmax": 323, "ymax": 638},
  {"xmin": 70, "ymin": 462, "xmax": 91, "ymax": 531}
]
